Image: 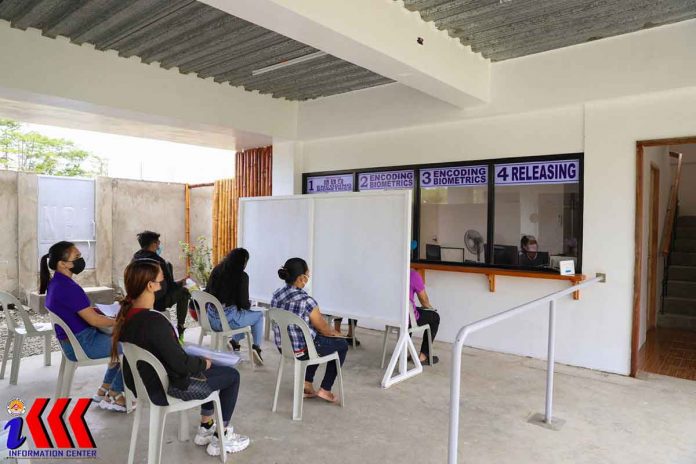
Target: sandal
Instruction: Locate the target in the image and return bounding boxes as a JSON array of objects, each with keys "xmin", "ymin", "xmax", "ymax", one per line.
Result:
[
  {"xmin": 92, "ymin": 386, "xmax": 108, "ymax": 403},
  {"xmin": 316, "ymin": 390, "xmax": 339, "ymax": 404},
  {"xmin": 344, "ymin": 337, "xmax": 361, "ymax": 347},
  {"xmin": 100, "ymin": 393, "xmax": 130, "ymax": 413},
  {"xmin": 252, "ymin": 344, "xmax": 263, "ymax": 366},
  {"xmin": 421, "ymin": 355, "xmax": 439, "ymax": 366}
]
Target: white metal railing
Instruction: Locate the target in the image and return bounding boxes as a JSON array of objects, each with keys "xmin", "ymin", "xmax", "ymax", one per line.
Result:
[{"xmin": 448, "ymin": 273, "xmax": 607, "ymax": 464}]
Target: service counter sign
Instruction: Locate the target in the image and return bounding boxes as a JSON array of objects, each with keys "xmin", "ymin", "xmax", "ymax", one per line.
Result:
[
  {"xmin": 420, "ymin": 165, "xmax": 488, "ymax": 188},
  {"xmin": 358, "ymin": 170, "xmax": 415, "ymax": 191},
  {"xmin": 494, "ymin": 159, "xmax": 579, "ymax": 186},
  {"xmin": 305, "ymin": 174, "xmax": 354, "ymax": 194}
]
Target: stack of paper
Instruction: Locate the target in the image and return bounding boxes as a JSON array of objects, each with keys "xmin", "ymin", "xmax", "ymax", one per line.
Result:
[
  {"xmin": 95, "ymin": 302, "xmax": 121, "ymax": 318},
  {"xmin": 183, "ymin": 343, "xmax": 241, "ymax": 367}
]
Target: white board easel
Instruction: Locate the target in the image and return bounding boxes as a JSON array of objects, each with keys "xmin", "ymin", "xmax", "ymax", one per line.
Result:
[{"xmin": 238, "ymin": 190, "xmax": 422, "ymax": 388}]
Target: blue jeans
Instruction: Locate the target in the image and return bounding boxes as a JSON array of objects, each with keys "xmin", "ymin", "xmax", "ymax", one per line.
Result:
[
  {"xmin": 304, "ymin": 335, "xmax": 348, "ymax": 391},
  {"xmin": 199, "ymin": 366, "xmax": 240, "ymax": 426},
  {"xmin": 59, "ymin": 327, "xmax": 124, "ymax": 393},
  {"xmin": 208, "ymin": 305, "xmax": 264, "ymax": 345}
]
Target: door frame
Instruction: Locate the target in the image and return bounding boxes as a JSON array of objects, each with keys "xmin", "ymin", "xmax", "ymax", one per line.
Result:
[
  {"xmin": 647, "ymin": 163, "xmax": 660, "ymax": 331},
  {"xmin": 632, "ymin": 136, "xmax": 696, "ymax": 376}
]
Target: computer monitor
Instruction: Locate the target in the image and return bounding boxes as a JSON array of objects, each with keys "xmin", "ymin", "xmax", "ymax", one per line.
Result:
[
  {"xmin": 425, "ymin": 244, "xmax": 441, "ymax": 261},
  {"xmin": 486, "ymin": 244, "xmax": 518, "ymax": 265},
  {"xmin": 518, "ymin": 251, "xmax": 550, "ymax": 267}
]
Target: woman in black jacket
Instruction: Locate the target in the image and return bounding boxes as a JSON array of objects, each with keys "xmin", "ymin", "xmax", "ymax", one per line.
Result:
[
  {"xmin": 111, "ymin": 260, "xmax": 250, "ymax": 457},
  {"xmin": 206, "ymin": 248, "xmax": 263, "ymax": 363}
]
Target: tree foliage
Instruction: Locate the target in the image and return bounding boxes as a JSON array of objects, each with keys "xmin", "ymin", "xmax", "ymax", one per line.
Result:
[{"xmin": 0, "ymin": 119, "xmax": 107, "ymax": 177}]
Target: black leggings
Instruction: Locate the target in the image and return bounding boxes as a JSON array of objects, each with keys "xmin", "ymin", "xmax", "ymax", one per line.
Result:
[{"xmin": 414, "ymin": 309, "xmax": 440, "ymax": 357}]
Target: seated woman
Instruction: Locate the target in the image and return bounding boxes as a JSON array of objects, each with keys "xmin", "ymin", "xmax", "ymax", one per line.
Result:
[
  {"xmin": 113, "ymin": 260, "xmax": 249, "ymax": 456},
  {"xmin": 41, "ymin": 241, "xmax": 126, "ymax": 412},
  {"xmin": 272, "ymin": 258, "xmax": 348, "ymax": 403},
  {"xmin": 409, "ymin": 269, "xmax": 441, "ymax": 365},
  {"xmin": 206, "ymin": 248, "xmax": 264, "ymax": 364},
  {"xmin": 519, "ymin": 235, "xmax": 549, "ymax": 267}
]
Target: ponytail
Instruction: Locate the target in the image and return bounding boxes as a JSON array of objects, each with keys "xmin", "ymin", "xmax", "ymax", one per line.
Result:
[
  {"xmin": 278, "ymin": 257, "xmax": 308, "ymax": 285},
  {"xmin": 111, "ymin": 260, "xmax": 160, "ymax": 362},
  {"xmin": 39, "ymin": 241, "xmax": 75, "ymax": 294}
]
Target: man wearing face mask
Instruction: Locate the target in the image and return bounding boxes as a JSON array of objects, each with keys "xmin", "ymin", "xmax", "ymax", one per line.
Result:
[
  {"xmin": 518, "ymin": 235, "xmax": 548, "ymax": 267},
  {"xmin": 133, "ymin": 230, "xmax": 190, "ymax": 342}
]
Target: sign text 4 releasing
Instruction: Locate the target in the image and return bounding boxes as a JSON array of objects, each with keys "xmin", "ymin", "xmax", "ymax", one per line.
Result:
[{"xmin": 495, "ymin": 160, "xmax": 579, "ymax": 186}]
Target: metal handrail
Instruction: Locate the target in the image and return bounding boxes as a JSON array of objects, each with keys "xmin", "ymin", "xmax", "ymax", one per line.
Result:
[{"xmin": 448, "ymin": 273, "xmax": 607, "ymax": 464}]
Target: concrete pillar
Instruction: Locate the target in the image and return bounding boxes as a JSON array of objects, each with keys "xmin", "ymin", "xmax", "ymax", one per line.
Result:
[
  {"xmin": 96, "ymin": 177, "xmax": 113, "ymax": 288},
  {"xmin": 17, "ymin": 172, "xmax": 38, "ymax": 300},
  {"xmin": 272, "ymin": 141, "xmax": 304, "ymax": 195},
  {"xmin": 0, "ymin": 170, "xmax": 19, "ymax": 296}
]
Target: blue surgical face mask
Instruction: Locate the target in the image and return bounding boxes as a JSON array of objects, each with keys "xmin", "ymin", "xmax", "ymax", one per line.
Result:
[{"xmin": 156, "ymin": 246, "xmax": 163, "ymax": 256}]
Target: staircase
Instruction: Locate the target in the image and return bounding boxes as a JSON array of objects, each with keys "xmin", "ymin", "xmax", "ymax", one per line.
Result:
[{"xmin": 661, "ymin": 216, "xmax": 696, "ymax": 331}]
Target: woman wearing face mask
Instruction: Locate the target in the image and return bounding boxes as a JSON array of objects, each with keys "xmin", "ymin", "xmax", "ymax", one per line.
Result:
[
  {"xmin": 113, "ymin": 260, "xmax": 249, "ymax": 456},
  {"xmin": 205, "ymin": 248, "xmax": 264, "ymax": 364},
  {"xmin": 272, "ymin": 258, "xmax": 348, "ymax": 403},
  {"xmin": 41, "ymin": 241, "xmax": 127, "ymax": 412}
]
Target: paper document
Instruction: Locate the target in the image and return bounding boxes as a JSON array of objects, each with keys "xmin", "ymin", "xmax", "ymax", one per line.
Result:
[
  {"xmin": 183, "ymin": 343, "xmax": 241, "ymax": 367},
  {"xmin": 95, "ymin": 302, "xmax": 121, "ymax": 318}
]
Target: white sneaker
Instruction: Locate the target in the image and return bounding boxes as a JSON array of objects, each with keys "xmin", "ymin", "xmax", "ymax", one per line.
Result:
[
  {"xmin": 194, "ymin": 422, "xmax": 216, "ymax": 446},
  {"xmin": 205, "ymin": 427, "xmax": 250, "ymax": 456}
]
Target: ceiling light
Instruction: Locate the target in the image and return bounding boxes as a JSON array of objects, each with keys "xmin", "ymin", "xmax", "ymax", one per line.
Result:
[{"xmin": 251, "ymin": 51, "xmax": 328, "ymax": 76}]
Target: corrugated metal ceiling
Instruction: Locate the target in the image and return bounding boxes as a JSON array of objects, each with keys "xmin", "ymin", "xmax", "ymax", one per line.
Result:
[
  {"xmin": 0, "ymin": 0, "xmax": 394, "ymax": 101},
  {"xmin": 401, "ymin": 0, "xmax": 696, "ymax": 61}
]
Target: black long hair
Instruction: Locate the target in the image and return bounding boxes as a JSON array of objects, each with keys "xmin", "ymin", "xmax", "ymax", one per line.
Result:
[
  {"xmin": 278, "ymin": 257, "xmax": 308, "ymax": 285},
  {"xmin": 39, "ymin": 241, "xmax": 75, "ymax": 294},
  {"xmin": 209, "ymin": 248, "xmax": 249, "ymax": 297}
]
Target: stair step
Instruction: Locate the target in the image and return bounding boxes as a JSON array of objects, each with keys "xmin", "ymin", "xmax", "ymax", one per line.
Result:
[
  {"xmin": 658, "ymin": 312, "xmax": 696, "ymax": 332},
  {"xmin": 677, "ymin": 216, "xmax": 696, "ymax": 226},
  {"xmin": 675, "ymin": 226, "xmax": 696, "ymax": 238},
  {"xmin": 668, "ymin": 266, "xmax": 696, "ymax": 281},
  {"xmin": 674, "ymin": 239, "xmax": 696, "ymax": 252},
  {"xmin": 670, "ymin": 252, "xmax": 696, "ymax": 266},
  {"xmin": 663, "ymin": 297, "xmax": 696, "ymax": 317},
  {"xmin": 666, "ymin": 280, "xmax": 696, "ymax": 298}
]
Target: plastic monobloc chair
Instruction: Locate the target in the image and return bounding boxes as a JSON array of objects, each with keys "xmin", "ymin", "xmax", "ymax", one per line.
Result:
[
  {"xmin": 191, "ymin": 291, "xmax": 254, "ymax": 369},
  {"xmin": 121, "ymin": 342, "xmax": 226, "ymax": 464},
  {"xmin": 380, "ymin": 302, "xmax": 433, "ymax": 368},
  {"xmin": 0, "ymin": 291, "xmax": 54, "ymax": 385},
  {"xmin": 269, "ymin": 308, "xmax": 345, "ymax": 421}
]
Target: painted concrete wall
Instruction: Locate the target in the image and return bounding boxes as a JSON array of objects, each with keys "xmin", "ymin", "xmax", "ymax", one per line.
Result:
[
  {"xmin": 0, "ymin": 173, "xmax": 213, "ymax": 301},
  {"xmin": 290, "ymin": 87, "xmax": 696, "ymax": 376}
]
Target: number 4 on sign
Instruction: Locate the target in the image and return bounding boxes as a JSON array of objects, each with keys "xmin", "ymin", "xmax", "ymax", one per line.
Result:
[{"xmin": 497, "ymin": 167, "xmax": 509, "ymax": 181}]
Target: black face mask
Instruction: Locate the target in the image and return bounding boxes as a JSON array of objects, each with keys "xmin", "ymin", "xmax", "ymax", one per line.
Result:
[
  {"xmin": 155, "ymin": 280, "xmax": 168, "ymax": 300},
  {"xmin": 70, "ymin": 258, "xmax": 86, "ymax": 275}
]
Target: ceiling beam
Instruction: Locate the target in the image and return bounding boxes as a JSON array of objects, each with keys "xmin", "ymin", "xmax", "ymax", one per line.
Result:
[{"xmin": 198, "ymin": 0, "xmax": 490, "ymax": 108}]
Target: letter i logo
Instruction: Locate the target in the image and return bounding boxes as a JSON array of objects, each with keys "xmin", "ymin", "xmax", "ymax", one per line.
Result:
[{"xmin": 4, "ymin": 417, "xmax": 26, "ymax": 450}]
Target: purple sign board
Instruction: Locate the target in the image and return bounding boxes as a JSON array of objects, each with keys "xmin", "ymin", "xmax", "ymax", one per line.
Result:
[
  {"xmin": 495, "ymin": 160, "xmax": 579, "ymax": 186},
  {"xmin": 358, "ymin": 170, "xmax": 415, "ymax": 191},
  {"xmin": 305, "ymin": 174, "xmax": 354, "ymax": 194},
  {"xmin": 420, "ymin": 165, "xmax": 488, "ymax": 188}
]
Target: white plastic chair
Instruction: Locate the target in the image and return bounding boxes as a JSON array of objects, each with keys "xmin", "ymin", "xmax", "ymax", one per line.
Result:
[
  {"xmin": 324, "ymin": 315, "xmax": 358, "ymax": 348},
  {"xmin": 269, "ymin": 308, "xmax": 345, "ymax": 421},
  {"xmin": 191, "ymin": 291, "xmax": 254, "ymax": 369},
  {"xmin": 380, "ymin": 303, "xmax": 433, "ymax": 368},
  {"xmin": 0, "ymin": 291, "xmax": 54, "ymax": 385},
  {"xmin": 121, "ymin": 342, "xmax": 226, "ymax": 464}
]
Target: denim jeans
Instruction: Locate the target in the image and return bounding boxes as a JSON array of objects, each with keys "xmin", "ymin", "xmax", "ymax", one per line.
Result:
[
  {"xmin": 304, "ymin": 335, "xmax": 348, "ymax": 391},
  {"xmin": 208, "ymin": 305, "xmax": 264, "ymax": 345},
  {"xmin": 59, "ymin": 326, "xmax": 124, "ymax": 393}
]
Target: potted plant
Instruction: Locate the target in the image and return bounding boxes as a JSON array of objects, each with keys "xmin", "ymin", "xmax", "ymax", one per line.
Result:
[{"xmin": 179, "ymin": 236, "xmax": 213, "ymax": 290}]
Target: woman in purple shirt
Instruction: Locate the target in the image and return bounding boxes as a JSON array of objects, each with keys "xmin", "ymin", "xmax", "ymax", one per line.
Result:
[
  {"xmin": 409, "ymin": 269, "xmax": 440, "ymax": 365},
  {"xmin": 40, "ymin": 241, "xmax": 127, "ymax": 412}
]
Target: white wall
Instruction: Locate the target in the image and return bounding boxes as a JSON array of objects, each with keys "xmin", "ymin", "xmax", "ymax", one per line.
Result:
[
  {"xmin": 639, "ymin": 147, "xmax": 672, "ymax": 348},
  {"xmin": 293, "ymin": 87, "xmax": 696, "ymax": 376}
]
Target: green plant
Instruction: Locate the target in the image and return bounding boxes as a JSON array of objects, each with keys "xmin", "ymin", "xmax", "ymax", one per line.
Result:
[{"xmin": 179, "ymin": 236, "xmax": 213, "ymax": 288}]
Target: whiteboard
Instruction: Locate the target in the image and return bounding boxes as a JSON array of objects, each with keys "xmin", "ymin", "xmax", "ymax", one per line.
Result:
[
  {"xmin": 238, "ymin": 197, "xmax": 312, "ymax": 302},
  {"xmin": 238, "ymin": 191, "xmax": 411, "ymax": 325},
  {"xmin": 37, "ymin": 176, "xmax": 96, "ymax": 269},
  {"xmin": 312, "ymin": 193, "xmax": 410, "ymax": 324}
]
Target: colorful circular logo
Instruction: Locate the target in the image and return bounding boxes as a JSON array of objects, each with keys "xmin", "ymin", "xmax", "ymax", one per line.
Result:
[{"xmin": 7, "ymin": 398, "xmax": 26, "ymax": 416}]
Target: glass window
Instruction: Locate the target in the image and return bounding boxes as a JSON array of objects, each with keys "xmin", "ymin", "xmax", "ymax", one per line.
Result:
[
  {"xmin": 419, "ymin": 165, "xmax": 488, "ymax": 263},
  {"xmin": 493, "ymin": 160, "xmax": 581, "ymax": 269}
]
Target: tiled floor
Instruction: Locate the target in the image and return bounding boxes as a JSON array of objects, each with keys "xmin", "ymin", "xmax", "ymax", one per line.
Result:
[{"xmin": 641, "ymin": 328, "xmax": 696, "ymax": 381}]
